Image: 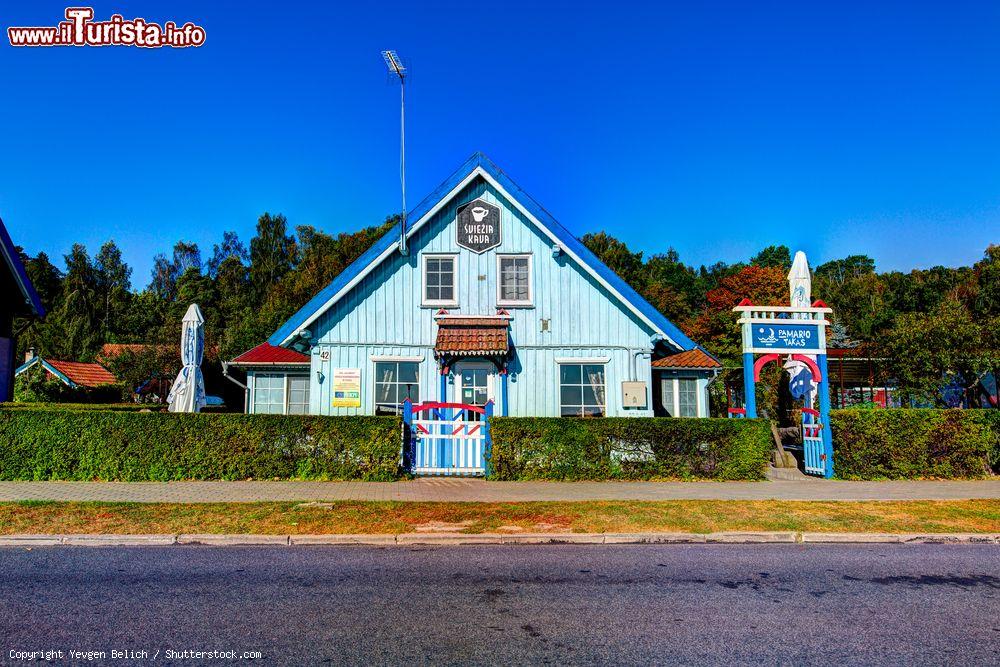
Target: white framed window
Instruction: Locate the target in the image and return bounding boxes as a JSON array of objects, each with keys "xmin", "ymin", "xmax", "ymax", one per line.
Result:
[
  {"xmin": 287, "ymin": 375, "xmax": 310, "ymax": 414},
  {"xmin": 422, "ymin": 254, "xmax": 458, "ymax": 306},
  {"xmin": 496, "ymin": 254, "xmax": 532, "ymax": 306},
  {"xmin": 661, "ymin": 377, "xmax": 700, "ymax": 417},
  {"xmin": 558, "ymin": 362, "xmax": 606, "ymax": 417},
  {"xmin": 374, "ymin": 360, "xmax": 420, "ymax": 415},
  {"xmin": 253, "ymin": 374, "xmax": 285, "ymax": 414},
  {"xmin": 252, "ymin": 373, "xmax": 310, "ymax": 415}
]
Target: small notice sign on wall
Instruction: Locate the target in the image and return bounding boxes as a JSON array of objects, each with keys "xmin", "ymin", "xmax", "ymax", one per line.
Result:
[
  {"xmin": 456, "ymin": 198, "xmax": 501, "ymax": 253},
  {"xmin": 332, "ymin": 368, "xmax": 362, "ymax": 407}
]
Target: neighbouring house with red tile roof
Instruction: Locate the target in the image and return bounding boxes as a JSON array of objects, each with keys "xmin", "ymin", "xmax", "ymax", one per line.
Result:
[
  {"xmin": 226, "ymin": 343, "xmax": 310, "ymax": 414},
  {"xmin": 97, "ymin": 343, "xmax": 172, "ymax": 362},
  {"xmin": 15, "ymin": 353, "xmax": 118, "ymax": 389}
]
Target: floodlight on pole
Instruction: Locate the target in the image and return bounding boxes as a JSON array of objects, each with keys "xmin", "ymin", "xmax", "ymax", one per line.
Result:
[{"xmin": 382, "ymin": 50, "xmax": 408, "ymax": 255}]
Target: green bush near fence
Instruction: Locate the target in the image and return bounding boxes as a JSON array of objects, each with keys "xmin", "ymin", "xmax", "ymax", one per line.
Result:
[
  {"xmin": 831, "ymin": 409, "xmax": 999, "ymax": 480},
  {"xmin": 0, "ymin": 410, "xmax": 403, "ymax": 482},
  {"xmin": 488, "ymin": 417, "xmax": 773, "ymax": 481}
]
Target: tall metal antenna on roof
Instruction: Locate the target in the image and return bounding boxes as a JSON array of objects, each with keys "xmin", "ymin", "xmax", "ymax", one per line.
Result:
[{"xmin": 381, "ymin": 50, "xmax": 408, "ymax": 255}]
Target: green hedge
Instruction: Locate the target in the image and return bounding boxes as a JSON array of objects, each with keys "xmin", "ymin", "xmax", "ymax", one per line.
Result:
[
  {"xmin": 1, "ymin": 402, "xmax": 230, "ymax": 413},
  {"xmin": 831, "ymin": 409, "xmax": 999, "ymax": 480},
  {"xmin": 1, "ymin": 402, "xmax": 151, "ymax": 412},
  {"xmin": 0, "ymin": 410, "xmax": 403, "ymax": 481},
  {"xmin": 488, "ymin": 417, "xmax": 773, "ymax": 481}
]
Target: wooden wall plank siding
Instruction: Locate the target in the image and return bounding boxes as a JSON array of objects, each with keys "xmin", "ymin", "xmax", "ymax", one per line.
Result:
[{"xmin": 306, "ymin": 176, "xmax": 663, "ymax": 417}]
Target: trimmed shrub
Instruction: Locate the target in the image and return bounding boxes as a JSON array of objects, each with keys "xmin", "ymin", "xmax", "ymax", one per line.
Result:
[
  {"xmin": 488, "ymin": 417, "xmax": 773, "ymax": 481},
  {"xmin": 831, "ymin": 409, "xmax": 998, "ymax": 480},
  {"xmin": 2, "ymin": 402, "xmax": 151, "ymax": 412},
  {"xmin": 983, "ymin": 410, "xmax": 1000, "ymax": 471},
  {"xmin": 0, "ymin": 410, "xmax": 403, "ymax": 481}
]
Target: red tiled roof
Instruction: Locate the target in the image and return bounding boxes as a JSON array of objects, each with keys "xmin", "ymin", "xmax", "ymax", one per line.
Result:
[
  {"xmin": 98, "ymin": 343, "xmax": 173, "ymax": 363},
  {"xmin": 652, "ymin": 349, "xmax": 721, "ymax": 370},
  {"xmin": 435, "ymin": 318, "xmax": 509, "ymax": 356},
  {"xmin": 231, "ymin": 342, "xmax": 310, "ymax": 365},
  {"xmin": 46, "ymin": 360, "xmax": 118, "ymax": 387},
  {"xmin": 101, "ymin": 343, "xmax": 151, "ymax": 357}
]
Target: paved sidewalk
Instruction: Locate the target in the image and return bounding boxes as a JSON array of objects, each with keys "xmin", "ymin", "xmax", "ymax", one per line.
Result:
[{"xmin": 0, "ymin": 478, "xmax": 998, "ymax": 503}]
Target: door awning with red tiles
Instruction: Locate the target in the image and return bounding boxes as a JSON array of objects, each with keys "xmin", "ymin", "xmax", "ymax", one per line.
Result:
[
  {"xmin": 434, "ymin": 318, "xmax": 510, "ymax": 358},
  {"xmin": 651, "ymin": 349, "xmax": 721, "ymax": 370}
]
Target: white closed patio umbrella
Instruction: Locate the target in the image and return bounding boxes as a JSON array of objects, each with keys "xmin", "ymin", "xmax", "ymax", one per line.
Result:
[
  {"xmin": 167, "ymin": 304, "xmax": 207, "ymax": 413},
  {"xmin": 788, "ymin": 250, "xmax": 812, "ymax": 310},
  {"xmin": 785, "ymin": 251, "xmax": 816, "ymax": 397}
]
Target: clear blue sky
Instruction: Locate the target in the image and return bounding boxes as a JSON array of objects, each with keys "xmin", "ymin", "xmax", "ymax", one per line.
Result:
[{"xmin": 1, "ymin": 1, "xmax": 998, "ymax": 287}]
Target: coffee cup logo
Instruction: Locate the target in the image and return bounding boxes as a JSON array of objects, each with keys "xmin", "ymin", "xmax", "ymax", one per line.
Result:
[{"xmin": 457, "ymin": 199, "xmax": 501, "ymax": 253}]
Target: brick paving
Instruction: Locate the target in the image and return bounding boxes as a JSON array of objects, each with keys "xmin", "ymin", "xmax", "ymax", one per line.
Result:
[{"xmin": 0, "ymin": 478, "xmax": 997, "ymax": 503}]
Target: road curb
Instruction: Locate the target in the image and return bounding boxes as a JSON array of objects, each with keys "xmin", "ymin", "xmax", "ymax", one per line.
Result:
[
  {"xmin": 176, "ymin": 534, "xmax": 290, "ymax": 546},
  {"xmin": 0, "ymin": 532, "xmax": 996, "ymax": 546}
]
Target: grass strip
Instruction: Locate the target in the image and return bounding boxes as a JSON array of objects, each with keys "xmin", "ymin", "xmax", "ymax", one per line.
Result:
[{"xmin": 0, "ymin": 500, "xmax": 997, "ymax": 536}]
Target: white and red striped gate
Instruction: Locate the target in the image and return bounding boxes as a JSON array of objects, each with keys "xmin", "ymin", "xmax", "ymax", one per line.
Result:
[
  {"xmin": 402, "ymin": 400, "xmax": 493, "ymax": 476},
  {"xmin": 801, "ymin": 407, "xmax": 826, "ymax": 475}
]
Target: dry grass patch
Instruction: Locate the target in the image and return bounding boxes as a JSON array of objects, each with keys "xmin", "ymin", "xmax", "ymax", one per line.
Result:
[{"xmin": 0, "ymin": 500, "xmax": 997, "ymax": 535}]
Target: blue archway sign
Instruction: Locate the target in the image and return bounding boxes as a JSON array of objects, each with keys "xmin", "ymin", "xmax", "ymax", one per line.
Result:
[{"xmin": 732, "ymin": 252, "xmax": 834, "ymax": 478}]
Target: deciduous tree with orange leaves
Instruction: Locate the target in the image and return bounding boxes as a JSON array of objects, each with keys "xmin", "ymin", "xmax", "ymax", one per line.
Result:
[{"xmin": 686, "ymin": 264, "xmax": 787, "ymax": 364}]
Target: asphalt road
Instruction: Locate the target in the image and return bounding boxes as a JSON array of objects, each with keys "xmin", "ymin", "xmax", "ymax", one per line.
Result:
[{"xmin": 0, "ymin": 545, "xmax": 997, "ymax": 666}]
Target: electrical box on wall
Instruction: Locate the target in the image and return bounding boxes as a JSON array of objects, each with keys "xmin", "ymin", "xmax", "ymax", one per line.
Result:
[{"xmin": 621, "ymin": 381, "xmax": 647, "ymax": 408}]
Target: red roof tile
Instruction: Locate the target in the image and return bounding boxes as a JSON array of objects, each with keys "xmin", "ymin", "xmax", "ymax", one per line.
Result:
[
  {"xmin": 231, "ymin": 342, "xmax": 310, "ymax": 365},
  {"xmin": 46, "ymin": 360, "xmax": 118, "ymax": 387},
  {"xmin": 652, "ymin": 349, "xmax": 721, "ymax": 370},
  {"xmin": 435, "ymin": 318, "xmax": 509, "ymax": 356},
  {"xmin": 100, "ymin": 343, "xmax": 154, "ymax": 357}
]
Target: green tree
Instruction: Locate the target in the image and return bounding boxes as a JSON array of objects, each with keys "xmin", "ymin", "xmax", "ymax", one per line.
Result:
[
  {"xmin": 94, "ymin": 240, "xmax": 133, "ymax": 342},
  {"xmin": 878, "ymin": 298, "xmax": 985, "ymax": 405},
  {"xmin": 207, "ymin": 231, "xmax": 247, "ymax": 278},
  {"xmin": 249, "ymin": 213, "xmax": 295, "ymax": 300},
  {"xmin": 22, "ymin": 250, "xmax": 62, "ymax": 306},
  {"xmin": 815, "ymin": 255, "xmax": 875, "ymax": 284},
  {"xmin": 973, "ymin": 245, "xmax": 1000, "ymax": 317},
  {"xmin": 43, "ymin": 243, "xmax": 102, "ymax": 359},
  {"xmin": 581, "ymin": 232, "xmax": 647, "ymax": 291},
  {"xmin": 750, "ymin": 245, "xmax": 791, "ymax": 270}
]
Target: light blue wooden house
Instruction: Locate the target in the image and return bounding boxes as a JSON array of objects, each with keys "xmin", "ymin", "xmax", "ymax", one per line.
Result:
[{"xmin": 230, "ymin": 153, "xmax": 720, "ymax": 420}]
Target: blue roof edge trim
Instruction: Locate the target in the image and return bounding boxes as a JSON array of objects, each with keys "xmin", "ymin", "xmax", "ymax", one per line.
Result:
[
  {"xmin": 14, "ymin": 357, "xmax": 76, "ymax": 387},
  {"xmin": 0, "ymin": 215, "xmax": 45, "ymax": 317},
  {"xmin": 268, "ymin": 152, "xmax": 698, "ymax": 353}
]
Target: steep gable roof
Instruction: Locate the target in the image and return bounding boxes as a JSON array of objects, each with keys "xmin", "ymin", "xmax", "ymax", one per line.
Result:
[
  {"xmin": 15, "ymin": 356, "xmax": 117, "ymax": 388},
  {"xmin": 268, "ymin": 153, "xmax": 698, "ymax": 352},
  {"xmin": 0, "ymin": 215, "xmax": 45, "ymax": 317}
]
